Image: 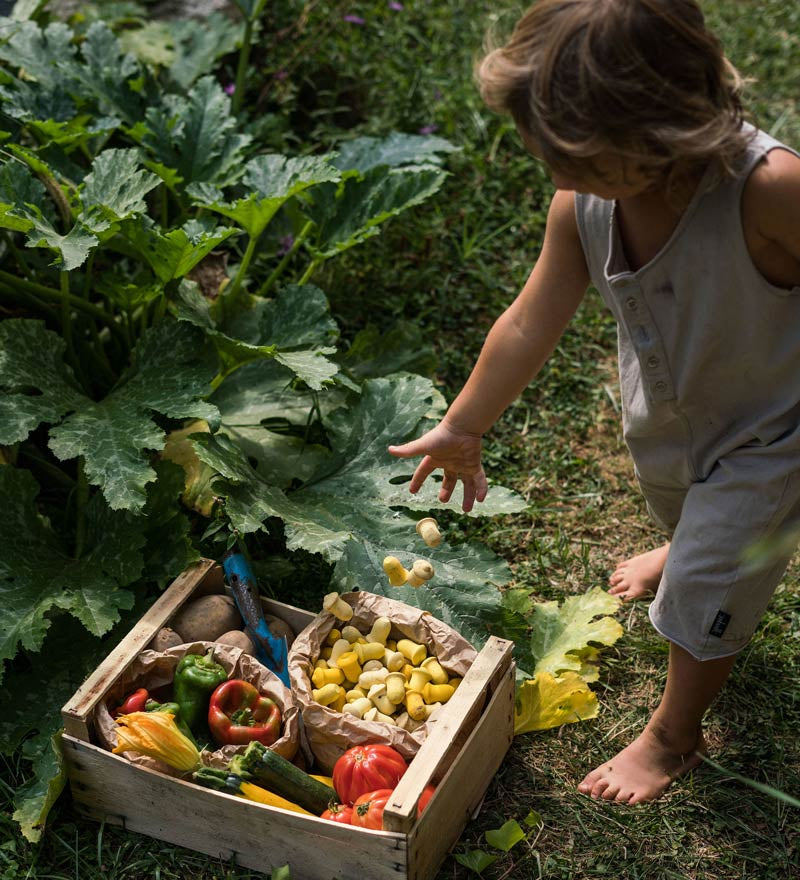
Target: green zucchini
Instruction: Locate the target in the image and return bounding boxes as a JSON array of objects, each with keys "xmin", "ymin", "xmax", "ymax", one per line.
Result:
[{"xmin": 230, "ymin": 741, "xmax": 336, "ymax": 815}]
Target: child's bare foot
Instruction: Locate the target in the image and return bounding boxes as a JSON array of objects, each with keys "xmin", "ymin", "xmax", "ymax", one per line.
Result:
[
  {"xmin": 577, "ymin": 723, "xmax": 706, "ymax": 805},
  {"xmin": 608, "ymin": 542, "xmax": 670, "ymax": 601}
]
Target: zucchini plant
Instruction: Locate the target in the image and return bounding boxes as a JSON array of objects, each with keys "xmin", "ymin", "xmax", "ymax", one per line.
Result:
[{"xmin": 0, "ymin": 2, "xmax": 524, "ymax": 839}]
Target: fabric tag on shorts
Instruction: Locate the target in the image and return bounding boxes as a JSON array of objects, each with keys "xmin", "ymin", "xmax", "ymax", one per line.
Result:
[{"xmin": 709, "ymin": 610, "xmax": 731, "ymax": 638}]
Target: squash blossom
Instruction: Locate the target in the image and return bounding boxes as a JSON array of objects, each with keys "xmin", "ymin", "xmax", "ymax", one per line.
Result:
[{"xmin": 113, "ymin": 711, "xmax": 201, "ymax": 773}]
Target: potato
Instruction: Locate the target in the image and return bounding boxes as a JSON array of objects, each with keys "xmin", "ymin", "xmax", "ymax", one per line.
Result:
[
  {"xmin": 150, "ymin": 626, "xmax": 183, "ymax": 651},
  {"xmin": 265, "ymin": 614, "xmax": 295, "ymax": 645},
  {"xmin": 216, "ymin": 630, "xmax": 256, "ymax": 654},
  {"xmin": 170, "ymin": 595, "xmax": 242, "ymax": 642}
]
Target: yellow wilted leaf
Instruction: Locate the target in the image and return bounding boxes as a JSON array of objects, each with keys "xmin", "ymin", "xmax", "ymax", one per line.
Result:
[
  {"xmin": 514, "ymin": 671, "xmax": 599, "ymax": 734},
  {"xmin": 530, "ymin": 587, "xmax": 623, "ymax": 679},
  {"xmin": 161, "ymin": 419, "xmax": 217, "ymax": 516}
]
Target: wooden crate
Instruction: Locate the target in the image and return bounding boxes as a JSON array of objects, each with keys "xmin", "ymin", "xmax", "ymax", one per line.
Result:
[{"xmin": 61, "ymin": 559, "xmax": 516, "ymax": 880}]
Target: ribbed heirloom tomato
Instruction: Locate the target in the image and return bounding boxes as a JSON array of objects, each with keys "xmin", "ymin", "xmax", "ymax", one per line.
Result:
[
  {"xmin": 332, "ymin": 744, "xmax": 408, "ymax": 804},
  {"xmin": 320, "ymin": 803, "xmax": 354, "ymax": 824},
  {"xmin": 350, "ymin": 788, "xmax": 394, "ymax": 830}
]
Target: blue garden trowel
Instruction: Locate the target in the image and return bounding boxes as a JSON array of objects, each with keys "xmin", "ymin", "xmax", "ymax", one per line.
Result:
[{"xmin": 222, "ymin": 545, "xmax": 290, "ymax": 688}]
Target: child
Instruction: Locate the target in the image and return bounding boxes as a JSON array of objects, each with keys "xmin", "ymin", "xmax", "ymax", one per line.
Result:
[{"xmin": 388, "ymin": 0, "xmax": 800, "ymax": 804}]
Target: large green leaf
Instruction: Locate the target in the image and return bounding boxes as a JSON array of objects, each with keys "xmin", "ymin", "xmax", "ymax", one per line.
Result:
[
  {"xmin": 194, "ymin": 373, "xmax": 525, "ymax": 557},
  {"xmin": 48, "ymin": 321, "xmax": 219, "ymax": 510},
  {"xmin": 141, "ymin": 459, "xmax": 201, "ymax": 584},
  {"xmin": 0, "ymin": 21, "xmax": 76, "ymax": 86},
  {"xmin": 24, "ymin": 212, "xmax": 98, "ymax": 270},
  {"xmin": 0, "ymin": 319, "xmax": 85, "ymax": 444},
  {"xmin": 166, "ymin": 14, "xmax": 244, "ymax": 92},
  {"xmin": 333, "ymin": 132, "xmax": 460, "ymax": 172},
  {"xmin": 341, "ymin": 322, "xmax": 437, "ymax": 379},
  {"xmin": 176, "ymin": 282, "xmax": 340, "ymax": 390},
  {"xmin": 118, "ymin": 21, "xmax": 175, "ymax": 68},
  {"xmin": 80, "ymin": 148, "xmax": 161, "ymax": 234},
  {"xmin": 332, "ymin": 536, "xmax": 512, "ymax": 650},
  {"xmin": 13, "ymin": 731, "xmax": 66, "ymax": 843},
  {"xmin": 308, "ymin": 164, "xmax": 447, "ymax": 259},
  {"xmin": 121, "ymin": 216, "xmax": 239, "ymax": 283},
  {"xmin": 223, "ymin": 424, "xmax": 331, "ymax": 489},
  {"xmin": 0, "ymin": 467, "xmax": 143, "ymax": 672},
  {"xmin": 211, "ymin": 359, "xmax": 343, "ymax": 428},
  {"xmin": 188, "ymin": 154, "xmax": 340, "ymax": 238},
  {"xmin": 0, "ymin": 153, "xmax": 101, "ymax": 268},
  {"xmin": 141, "ymin": 76, "xmax": 251, "ymax": 187},
  {"xmin": 72, "ymin": 22, "xmax": 150, "ymax": 127},
  {"xmin": 0, "ymin": 77, "xmax": 76, "ymax": 128}
]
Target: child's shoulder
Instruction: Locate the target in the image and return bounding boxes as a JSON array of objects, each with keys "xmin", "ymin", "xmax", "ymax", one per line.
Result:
[{"xmin": 741, "ymin": 146, "xmax": 800, "ymax": 287}]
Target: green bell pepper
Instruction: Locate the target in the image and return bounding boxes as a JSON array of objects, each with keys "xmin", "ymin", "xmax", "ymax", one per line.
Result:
[{"xmin": 173, "ymin": 648, "xmax": 227, "ymax": 736}]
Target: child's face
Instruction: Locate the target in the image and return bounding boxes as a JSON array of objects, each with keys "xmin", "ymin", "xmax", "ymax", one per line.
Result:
[{"xmin": 519, "ymin": 130, "xmax": 659, "ymax": 199}]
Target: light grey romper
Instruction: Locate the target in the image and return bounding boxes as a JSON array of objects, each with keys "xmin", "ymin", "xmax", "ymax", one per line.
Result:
[{"xmin": 575, "ymin": 128, "xmax": 800, "ymax": 660}]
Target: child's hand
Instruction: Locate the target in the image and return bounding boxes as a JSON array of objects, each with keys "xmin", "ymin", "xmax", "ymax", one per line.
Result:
[{"xmin": 388, "ymin": 421, "xmax": 488, "ymax": 513}]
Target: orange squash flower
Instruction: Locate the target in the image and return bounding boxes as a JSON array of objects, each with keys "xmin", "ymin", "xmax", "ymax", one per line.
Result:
[{"xmin": 113, "ymin": 711, "xmax": 201, "ymax": 773}]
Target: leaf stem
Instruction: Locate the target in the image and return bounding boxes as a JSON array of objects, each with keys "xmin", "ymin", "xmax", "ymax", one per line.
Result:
[
  {"xmin": 225, "ymin": 233, "xmax": 259, "ymax": 309},
  {"xmin": 0, "ymin": 281, "xmax": 59, "ymax": 320},
  {"xmin": 74, "ymin": 457, "xmax": 88, "ymax": 559},
  {"xmin": 60, "ymin": 269, "xmax": 76, "ymax": 364},
  {"xmin": 233, "ymin": 24, "xmax": 252, "ymax": 114},
  {"xmin": 258, "ymin": 221, "xmax": 313, "ymax": 297},
  {"xmin": 0, "ymin": 269, "xmax": 127, "ymax": 344},
  {"xmin": 297, "ymin": 257, "xmax": 322, "ymax": 286},
  {"xmin": 2, "ymin": 230, "xmax": 31, "ymax": 275}
]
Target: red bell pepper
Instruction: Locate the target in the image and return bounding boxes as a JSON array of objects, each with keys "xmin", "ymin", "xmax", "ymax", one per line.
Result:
[
  {"xmin": 112, "ymin": 687, "xmax": 149, "ymax": 718},
  {"xmin": 208, "ymin": 679, "xmax": 282, "ymax": 746}
]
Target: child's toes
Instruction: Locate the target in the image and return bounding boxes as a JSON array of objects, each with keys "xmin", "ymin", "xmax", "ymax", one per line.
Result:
[
  {"xmin": 577, "ymin": 770, "xmax": 601, "ymax": 794},
  {"xmin": 601, "ymin": 783, "xmax": 621, "ymax": 801},
  {"xmin": 590, "ymin": 777, "xmax": 612, "ymax": 799},
  {"xmin": 614, "ymin": 789, "xmax": 634, "ymax": 804}
]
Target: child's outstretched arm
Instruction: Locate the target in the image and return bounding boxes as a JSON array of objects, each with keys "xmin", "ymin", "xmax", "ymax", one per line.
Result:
[{"xmin": 389, "ymin": 188, "xmax": 590, "ymax": 511}]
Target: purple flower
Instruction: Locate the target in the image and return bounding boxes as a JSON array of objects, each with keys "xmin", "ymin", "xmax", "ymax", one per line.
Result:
[
  {"xmin": 433, "ymin": 88, "xmax": 443, "ymax": 102},
  {"xmin": 277, "ymin": 235, "xmax": 294, "ymax": 257},
  {"xmin": 274, "ymin": 69, "xmax": 288, "ymax": 81},
  {"xmin": 418, "ymin": 124, "xmax": 439, "ymax": 135},
  {"xmin": 343, "ymin": 14, "xmax": 366, "ymax": 25},
  {"xmin": 389, "ymin": 1, "xmax": 403, "ymax": 9},
  {"xmin": 224, "ymin": 83, "xmax": 235, "ymax": 95}
]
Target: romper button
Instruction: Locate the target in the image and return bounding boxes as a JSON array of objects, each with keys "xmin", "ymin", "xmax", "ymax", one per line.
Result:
[
  {"xmin": 654, "ymin": 380, "xmax": 667, "ymax": 392},
  {"xmin": 625, "ymin": 297, "xmax": 637, "ymax": 310},
  {"xmin": 647, "ymin": 356, "xmax": 660, "ymax": 368}
]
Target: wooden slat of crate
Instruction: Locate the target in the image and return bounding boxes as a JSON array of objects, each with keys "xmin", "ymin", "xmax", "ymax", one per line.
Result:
[
  {"xmin": 62, "ymin": 735, "xmax": 407, "ymax": 880},
  {"xmin": 384, "ymin": 637, "xmax": 514, "ymax": 835},
  {"xmin": 406, "ymin": 660, "xmax": 516, "ymax": 880}
]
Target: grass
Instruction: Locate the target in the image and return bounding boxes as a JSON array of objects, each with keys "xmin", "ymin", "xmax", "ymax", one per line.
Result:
[{"xmin": 4, "ymin": 0, "xmax": 799, "ymax": 877}]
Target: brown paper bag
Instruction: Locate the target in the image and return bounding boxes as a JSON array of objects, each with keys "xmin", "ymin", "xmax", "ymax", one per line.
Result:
[
  {"xmin": 288, "ymin": 592, "xmax": 478, "ymax": 773},
  {"xmin": 96, "ymin": 641, "xmax": 301, "ymax": 776}
]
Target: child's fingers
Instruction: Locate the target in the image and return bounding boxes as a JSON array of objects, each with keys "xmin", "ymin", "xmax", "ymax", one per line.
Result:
[
  {"xmin": 474, "ymin": 470, "xmax": 488, "ymax": 504},
  {"xmin": 461, "ymin": 469, "xmax": 488, "ymax": 512},
  {"xmin": 388, "ymin": 438, "xmax": 427, "ymax": 458},
  {"xmin": 408, "ymin": 456, "xmax": 437, "ymax": 493},
  {"xmin": 438, "ymin": 470, "xmax": 458, "ymax": 503}
]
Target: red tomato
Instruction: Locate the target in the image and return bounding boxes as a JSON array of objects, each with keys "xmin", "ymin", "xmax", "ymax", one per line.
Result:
[
  {"xmin": 333, "ymin": 744, "xmax": 408, "ymax": 804},
  {"xmin": 350, "ymin": 788, "xmax": 394, "ymax": 830},
  {"xmin": 417, "ymin": 784, "xmax": 436, "ymax": 816},
  {"xmin": 320, "ymin": 803, "xmax": 354, "ymax": 824}
]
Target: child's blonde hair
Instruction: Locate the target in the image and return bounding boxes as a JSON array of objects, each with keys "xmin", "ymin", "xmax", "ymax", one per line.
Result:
[{"xmin": 478, "ymin": 0, "xmax": 752, "ymax": 188}]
